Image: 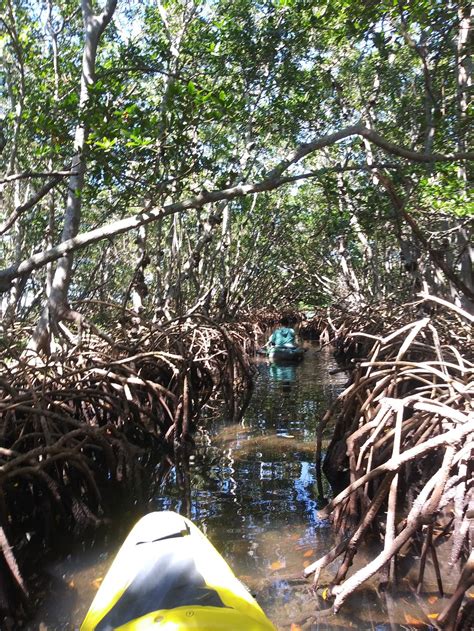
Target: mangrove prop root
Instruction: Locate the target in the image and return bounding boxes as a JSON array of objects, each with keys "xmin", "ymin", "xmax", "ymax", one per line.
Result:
[
  {"xmin": 306, "ymin": 297, "xmax": 473, "ymax": 624},
  {"xmin": 437, "ymin": 550, "xmax": 474, "ymax": 630},
  {"xmin": 0, "ymin": 313, "xmax": 257, "ymax": 616}
]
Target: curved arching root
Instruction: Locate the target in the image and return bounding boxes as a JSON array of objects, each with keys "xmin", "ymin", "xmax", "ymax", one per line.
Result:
[
  {"xmin": 0, "ymin": 313, "xmax": 256, "ymax": 618},
  {"xmin": 306, "ymin": 296, "xmax": 473, "ymax": 627}
]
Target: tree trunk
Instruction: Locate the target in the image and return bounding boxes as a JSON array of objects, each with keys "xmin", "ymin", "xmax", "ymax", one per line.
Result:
[
  {"xmin": 456, "ymin": 3, "xmax": 473, "ymax": 310},
  {"xmin": 456, "ymin": 2, "xmax": 472, "ymax": 184},
  {"xmin": 1, "ymin": 2, "xmax": 26, "ymax": 330},
  {"xmin": 45, "ymin": 0, "xmax": 61, "ymax": 299},
  {"xmin": 28, "ymin": 0, "xmax": 117, "ymax": 354}
]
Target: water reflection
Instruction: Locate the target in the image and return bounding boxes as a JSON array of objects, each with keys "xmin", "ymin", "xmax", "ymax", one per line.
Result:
[
  {"xmin": 268, "ymin": 362, "xmax": 297, "ymax": 395},
  {"xmin": 28, "ymin": 345, "xmax": 448, "ymax": 630},
  {"xmin": 147, "ymin": 347, "xmax": 346, "ymax": 629}
]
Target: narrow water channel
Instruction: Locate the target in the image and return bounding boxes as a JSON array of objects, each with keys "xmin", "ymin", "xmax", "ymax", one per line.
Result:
[{"xmin": 30, "ymin": 344, "xmax": 449, "ymax": 630}]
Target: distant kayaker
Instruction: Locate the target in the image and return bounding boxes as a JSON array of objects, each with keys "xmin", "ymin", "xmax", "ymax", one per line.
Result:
[{"xmin": 268, "ymin": 317, "xmax": 297, "ymax": 348}]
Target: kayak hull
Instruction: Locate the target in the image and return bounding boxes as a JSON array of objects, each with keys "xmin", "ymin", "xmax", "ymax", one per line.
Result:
[
  {"xmin": 81, "ymin": 511, "xmax": 276, "ymax": 631},
  {"xmin": 268, "ymin": 346, "xmax": 305, "ymax": 362}
]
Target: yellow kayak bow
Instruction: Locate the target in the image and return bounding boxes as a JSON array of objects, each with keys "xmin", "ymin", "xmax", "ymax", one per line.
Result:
[{"xmin": 81, "ymin": 511, "xmax": 276, "ymax": 630}]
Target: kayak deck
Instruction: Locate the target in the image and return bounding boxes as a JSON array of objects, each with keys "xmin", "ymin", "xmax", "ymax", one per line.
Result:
[{"xmin": 81, "ymin": 511, "xmax": 276, "ymax": 630}]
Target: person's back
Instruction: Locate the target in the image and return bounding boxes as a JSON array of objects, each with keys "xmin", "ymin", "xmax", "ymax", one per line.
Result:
[{"xmin": 269, "ymin": 318, "xmax": 296, "ymax": 348}]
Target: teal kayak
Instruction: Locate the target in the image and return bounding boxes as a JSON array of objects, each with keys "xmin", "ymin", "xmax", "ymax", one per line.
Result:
[{"xmin": 263, "ymin": 346, "xmax": 305, "ymax": 362}]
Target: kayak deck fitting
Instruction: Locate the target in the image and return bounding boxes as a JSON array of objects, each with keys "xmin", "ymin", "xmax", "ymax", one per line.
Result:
[{"xmin": 81, "ymin": 511, "xmax": 276, "ymax": 630}]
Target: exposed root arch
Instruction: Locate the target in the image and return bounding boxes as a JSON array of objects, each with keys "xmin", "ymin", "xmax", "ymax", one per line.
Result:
[
  {"xmin": 0, "ymin": 313, "xmax": 257, "ymax": 619},
  {"xmin": 308, "ymin": 296, "xmax": 473, "ymax": 627}
]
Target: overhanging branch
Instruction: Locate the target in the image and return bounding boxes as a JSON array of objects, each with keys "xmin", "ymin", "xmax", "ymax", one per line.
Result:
[
  {"xmin": 0, "ymin": 170, "xmax": 76, "ymax": 185},
  {"xmin": 1, "ymin": 124, "xmax": 472, "ymax": 293}
]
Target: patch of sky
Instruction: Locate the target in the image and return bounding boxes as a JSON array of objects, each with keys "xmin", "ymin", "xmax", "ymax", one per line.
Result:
[{"xmin": 114, "ymin": 0, "xmax": 147, "ymax": 42}]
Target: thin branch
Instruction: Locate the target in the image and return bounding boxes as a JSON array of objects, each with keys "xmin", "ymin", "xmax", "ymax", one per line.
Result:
[
  {"xmin": 1, "ymin": 123, "xmax": 473, "ymax": 292},
  {"xmin": 268, "ymin": 122, "xmax": 474, "ymax": 179},
  {"xmin": 0, "ymin": 171, "xmax": 76, "ymax": 185},
  {"xmin": 418, "ymin": 291, "xmax": 474, "ymax": 322},
  {"xmin": 0, "ymin": 177, "xmax": 64, "ymax": 235}
]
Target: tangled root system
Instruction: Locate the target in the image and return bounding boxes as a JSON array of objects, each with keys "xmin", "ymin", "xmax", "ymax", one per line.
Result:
[
  {"xmin": 0, "ymin": 314, "xmax": 255, "ymax": 616},
  {"xmin": 307, "ymin": 294, "xmax": 473, "ymax": 628}
]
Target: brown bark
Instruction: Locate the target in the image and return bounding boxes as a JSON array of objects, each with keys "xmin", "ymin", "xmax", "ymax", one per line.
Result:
[{"xmin": 437, "ymin": 550, "xmax": 474, "ymax": 630}]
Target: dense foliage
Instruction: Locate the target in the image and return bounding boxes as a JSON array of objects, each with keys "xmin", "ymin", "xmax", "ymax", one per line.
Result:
[{"xmin": 0, "ymin": 0, "xmax": 472, "ymax": 341}]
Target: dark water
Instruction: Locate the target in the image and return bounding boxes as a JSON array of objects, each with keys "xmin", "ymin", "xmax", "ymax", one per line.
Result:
[{"xmin": 29, "ymin": 345, "xmax": 454, "ymax": 630}]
